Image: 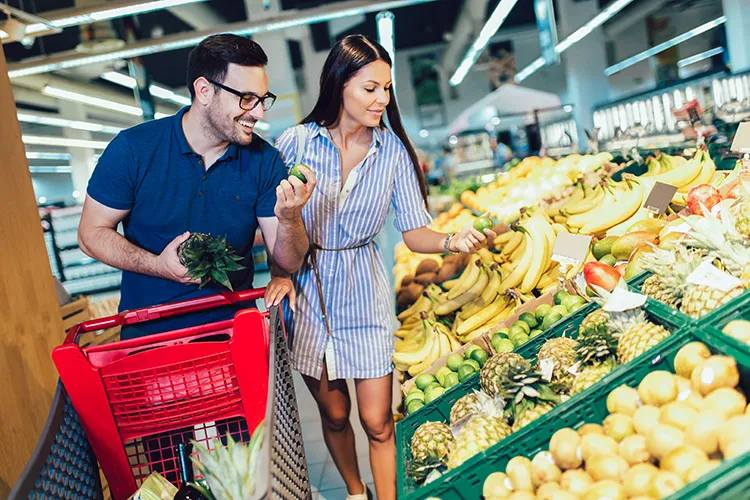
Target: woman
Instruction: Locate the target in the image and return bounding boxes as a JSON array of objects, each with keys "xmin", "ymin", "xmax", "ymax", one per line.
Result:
[{"xmin": 267, "ymin": 34, "xmax": 495, "ymax": 499}]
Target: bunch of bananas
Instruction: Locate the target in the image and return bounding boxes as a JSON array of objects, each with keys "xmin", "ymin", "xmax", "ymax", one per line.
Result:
[{"xmin": 393, "ymin": 311, "xmax": 462, "ymax": 376}]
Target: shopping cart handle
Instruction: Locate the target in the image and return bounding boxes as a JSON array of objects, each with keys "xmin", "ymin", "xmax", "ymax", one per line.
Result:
[{"xmin": 63, "ymin": 288, "xmax": 266, "ymax": 345}]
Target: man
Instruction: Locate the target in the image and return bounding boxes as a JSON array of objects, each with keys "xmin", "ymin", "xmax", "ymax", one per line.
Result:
[{"xmin": 79, "ymin": 34, "xmax": 313, "ymax": 338}]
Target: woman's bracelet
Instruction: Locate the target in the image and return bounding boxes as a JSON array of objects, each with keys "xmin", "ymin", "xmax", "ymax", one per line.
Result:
[{"xmin": 443, "ymin": 232, "xmax": 458, "ymax": 254}]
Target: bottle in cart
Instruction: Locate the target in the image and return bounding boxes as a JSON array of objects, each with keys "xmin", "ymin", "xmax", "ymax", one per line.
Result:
[{"xmin": 174, "ymin": 442, "xmax": 207, "ymax": 500}]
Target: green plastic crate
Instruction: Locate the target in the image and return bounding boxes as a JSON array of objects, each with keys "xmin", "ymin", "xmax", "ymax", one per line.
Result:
[
  {"xmin": 611, "ymin": 161, "xmax": 648, "ymax": 182},
  {"xmin": 625, "ymin": 270, "xmax": 650, "ymax": 291},
  {"xmin": 407, "ymin": 325, "xmax": 750, "ymax": 500},
  {"xmin": 396, "ymin": 299, "xmax": 684, "ymax": 500}
]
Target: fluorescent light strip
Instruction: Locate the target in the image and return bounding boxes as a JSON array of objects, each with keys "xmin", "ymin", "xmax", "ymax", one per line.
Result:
[
  {"xmin": 8, "ymin": 0, "xmax": 438, "ymax": 78},
  {"xmin": 29, "ymin": 166, "xmax": 73, "ymax": 174},
  {"xmin": 17, "ymin": 112, "xmax": 122, "ymax": 134},
  {"xmin": 0, "ymin": 29, "xmax": 8, "ymax": 39},
  {"xmin": 27, "ymin": 152, "xmax": 71, "ymax": 160},
  {"xmin": 24, "ymin": 0, "xmax": 205, "ymax": 35},
  {"xmin": 450, "ymin": 0, "xmax": 521, "ymax": 86},
  {"xmin": 43, "ymin": 85, "xmax": 144, "ymax": 116},
  {"xmin": 677, "ymin": 46, "xmax": 725, "ymax": 68},
  {"xmin": 23, "ymin": 135, "xmax": 110, "ymax": 149},
  {"xmin": 605, "ymin": 16, "xmax": 727, "ymax": 76},
  {"xmin": 515, "ymin": 0, "xmax": 636, "ymax": 83},
  {"xmin": 377, "ymin": 11, "xmax": 396, "ymax": 84}
]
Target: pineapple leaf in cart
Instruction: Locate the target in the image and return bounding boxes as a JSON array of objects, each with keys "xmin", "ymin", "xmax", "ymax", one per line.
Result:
[{"xmin": 178, "ymin": 232, "xmax": 246, "ymax": 291}]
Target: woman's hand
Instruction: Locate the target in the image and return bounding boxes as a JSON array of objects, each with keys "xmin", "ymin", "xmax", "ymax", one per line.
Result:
[
  {"xmin": 265, "ymin": 276, "xmax": 296, "ymax": 311},
  {"xmin": 451, "ymin": 213, "xmax": 497, "ymax": 253}
]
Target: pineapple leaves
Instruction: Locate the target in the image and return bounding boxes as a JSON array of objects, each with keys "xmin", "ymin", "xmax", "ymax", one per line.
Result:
[{"xmin": 178, "ymin": 232, "xmax": 246, "ymax": 291}]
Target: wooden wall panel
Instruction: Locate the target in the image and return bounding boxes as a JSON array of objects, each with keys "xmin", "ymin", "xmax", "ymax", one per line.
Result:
[{"xmin": 0, "ymin": 47, "xmax": 64, "ymax": 495}]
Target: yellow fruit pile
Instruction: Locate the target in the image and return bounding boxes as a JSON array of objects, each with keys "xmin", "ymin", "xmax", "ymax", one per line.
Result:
[
  {"xmin": 394, "ymin": 242, "xmax": 442, "ymax": 293},
  {"xmin": 482, "ymin": 342, "xmax": 748, "ymax": 500},
  {"xmin": 432, "ymin": 203, "xmax": 476, "ymax": 234}
]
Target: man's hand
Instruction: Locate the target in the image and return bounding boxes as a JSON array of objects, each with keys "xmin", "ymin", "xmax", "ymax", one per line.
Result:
[
  {"xmin": 157, "ymin": 232, "xmax": 199, "ymax": 284},
  {"xmin": 265, "ymin": 276, "xmax": 296, "ymax": 311},
  {"xmin": 275, "ymin": 166, "xmax": 316, "ymax": 222},
  {"xmin": 451, "ymin": 213, "xmax": 498, "ymax": 253}
]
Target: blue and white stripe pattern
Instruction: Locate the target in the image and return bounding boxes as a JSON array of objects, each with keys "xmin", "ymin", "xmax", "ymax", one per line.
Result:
[{"xmin": 276, "ymin": 122, "xmax": 432, "ymax": 380}]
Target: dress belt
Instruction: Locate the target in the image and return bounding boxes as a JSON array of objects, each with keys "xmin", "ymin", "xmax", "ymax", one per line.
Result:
[{"xmin": 307, "ymin": 240, "xmax": 374, "ymax": 336}]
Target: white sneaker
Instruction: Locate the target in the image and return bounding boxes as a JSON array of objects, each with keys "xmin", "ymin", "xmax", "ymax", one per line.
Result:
[{"xmin": 345, "ymin": 481, "xmax": 372, "ymax": 500}]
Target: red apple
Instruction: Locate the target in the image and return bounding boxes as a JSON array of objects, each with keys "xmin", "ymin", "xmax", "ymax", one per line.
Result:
[
  {"xmin": 725, "ymin": 181, "xmax": 747, "ymax": 200},
  {"xmin": 584, "ymin": 262, "xmax": 622, "ymax": 292},
  {"xmin": 687, "ymin": 184, "xmax": 722, "ymax": 216}
]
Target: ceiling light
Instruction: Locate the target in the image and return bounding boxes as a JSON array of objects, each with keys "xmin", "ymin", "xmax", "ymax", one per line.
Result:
[
  {"xmin": 8, "ymin": 0, "xmax": 439, "ymax": 78},
  {"xmin": 490, "ymin": 117, "xmax": 501, "ymax": 125},
  {"xmin": 419, "ymin": 129, "xmax": 429, "ymax": 138},
  {"xmin": 27, "ymin": 152, "xmax": 71, "ymax": 160},
  {"xmin": 23, "ymin": 135, "xmax": 110, "ymax": 149},
  {"xmin": 605, "ymin": 16, "xmax": 726, "ymax": 76},
  {"xmin": 154, "ymin": 112, "xmax": 170, "ymax": 119},
  {"xmin": 43, "ymin": 85, "xmax": 143, "ymax": 116},
  {"xmin": 677, "ymin": 46, "xmax": 725, "ymax": 68},
  {"xmin": 17, "ymin": 112, "xmax": 122, "ymax": 134},
  {"xmin": 377, "ymin": 11, "xmax": 396, "ymax": 84},
  {"xmin": 564, "ymin": 105, "xmax": 573, "ymax": 113},
  {"xmin": 450, "ymin": 0, "xmax": 521, "ymax": 86},
  {"xmin": 515, "ymin": 0, "xmax": 636, "ymax": 83},
  {"xmin": 72, "ymin": 190, "xmax": 80, "ymax": 198},
  {"xmin": 38, "ymin": 196, "xmax": 47, "ymax": 203},
  {"xmin": 23, "ymin": 0, "xmax": 205, "ymax": 36},
  {"xmin": 30, "ymin": 166, "xmax": 74, "ymax": 174}
]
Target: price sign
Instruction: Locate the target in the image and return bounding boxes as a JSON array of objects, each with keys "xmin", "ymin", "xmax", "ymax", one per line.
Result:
[
  {"xmin": 603, "ymin": 287, "xmax": 648, "ymax": 312},
  {"xmin": 643, "ymin": 181, "xmax": 678, "ymax": 214},
  {"xmin": 551, "ymin": 232, "xmax": 592, "ymax": 266},
  {"xmin": 686, "ymin": 260, "xmax": 742, "ymax": 292}
]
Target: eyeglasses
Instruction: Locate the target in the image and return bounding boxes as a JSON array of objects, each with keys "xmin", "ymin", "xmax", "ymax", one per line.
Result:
[{"xmin": 207, "ymin": 79, "xmax": 277, "ymax": 112}]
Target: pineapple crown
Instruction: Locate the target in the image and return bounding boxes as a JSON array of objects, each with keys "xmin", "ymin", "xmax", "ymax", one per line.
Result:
[
  {"xmin": 638, "ymin": 245, "xmax": 703, "ymax": 281},
  {"xmin": 499, "ymin": 363, "xmax": 560, "ymax": 423},
  {"xmin": 178, "ymin": 232, "xmax": 245, "ymax": 291},
  {"xmin": 681, "ymin": 204, "xmax": 750, "ymax": 274},
  {"xmin": 406, "ymin": 452, "xmax": 447, "ymax": 483},
  {"xmin": 575, "ymin": 324, "xmax": 618, "ymax": 365}
]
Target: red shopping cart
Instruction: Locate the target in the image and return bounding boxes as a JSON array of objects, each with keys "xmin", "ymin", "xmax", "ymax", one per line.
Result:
[{"xmin": 51, "ymin": 288, "xmax": 303, "ymax": 500}]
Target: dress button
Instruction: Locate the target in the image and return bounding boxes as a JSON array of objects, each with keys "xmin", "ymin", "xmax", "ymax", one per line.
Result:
[
  {"xmin": 198, "ymin": 159, "xmax": 203, "ymax": 165},
  {"xmin": 236, "ymin": 195, "xmax": 240, "ymax": 200},
  {"xmin": 203, "ymin": 175, "xmax": 207, "ymax": 181},
  {"xmin": 199, "ymin": 192, "xmax": 204, "ymax": 197}
]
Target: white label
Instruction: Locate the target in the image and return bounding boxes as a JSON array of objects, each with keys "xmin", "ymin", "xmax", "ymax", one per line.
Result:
[
  {"xmin": 663, "ymin": 222, "xmax": 692, "ymax": 236},
  {"xmin": 686, "ymin": 260, "xmax": 742, "ymax": 292},
  {"xmin": 552, "ymin": 232, "xmax": 592, "ymax": 266},
  {"xmin": 566, "ymin": 360, "xmax": 581, "ymax": 376},
  {"xmin": 574, "ymin": 272, "xmax": 587, "ymax": 293},
  {"xmin": 603, "ymin": 287, "xmax": 648, "ymax": 312},
  {"xmin": 540, "ymin": 358, "xmax": 555, "ymax": 382}
]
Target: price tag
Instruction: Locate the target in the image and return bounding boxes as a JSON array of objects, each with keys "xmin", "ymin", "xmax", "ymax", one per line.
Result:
[
  {"xmin": 603, "ymin": 287, "xmax": 648, "ymax": 312},
  {"xmin": 686, "ymin": 260, "xmax": 742, "ymax": 292},
  {"xmin": 662, "ymin": 222, "xmax": 692, "ymax": 236},
  {"xmin": 552, "ymin": 232, "xmax": 592, "ymax": 266},
  {"xmin": 730, "ymin": 122, "xmax": 750, "ymax": 154},
  {"xmin": 643, "ymin": 182, "xmax": 679, "ymax": 214},
  {"xmin": 539, "ymin": 358, "xmax": 555, "ymax": 382},
  {"xmin": 566, "ymin": 361, "xmax": 581, "ymax": 377}
]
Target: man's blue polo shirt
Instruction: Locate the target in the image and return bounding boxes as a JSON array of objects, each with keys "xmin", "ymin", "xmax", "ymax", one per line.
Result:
[{"xmin": 87, "ymin": 107, "xmax": 286, "ymax": 338}]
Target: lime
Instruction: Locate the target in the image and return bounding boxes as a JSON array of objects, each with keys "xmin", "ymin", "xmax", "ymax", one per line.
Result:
[
  {"xmin": 415, "ymin": 373, "xmax": 438, "ymax": 391},
  {"xmin": 562, "ymin": 295, "xmax": 586, "ymax": 311},
  {"xmin": 424, "ymin": 386, "xmax": 446, "ymax": 404},
  {"xmin": 408, "ymin": 385, "xmax": 423, "ymax": 394},
  {"xmin": 529, "ymin": 329, "xmax": 544, "ymax": 338},
  {"xmin": 290, "ymin": 163, "xmax": 313, "ymax": 183},
  {"xmin": 510, "ymin": 322, "xmax": 530, "ymax": 336},
  {"xmin": 593, "ymin": 236, "xmax": 618, "ymax": 261},
  {"xmin": 457, "ymin": 364, "xmax": 476, "ymax": 382},
  {"xmin": 553, "ymin": 290, "xmax": 570, "ymax": 305},
  {"xmin": 599, "ymin": 254, "xmax": 617, "ymax": 267},
  {"xmin": 586, "ymin": 285, "xmax": 597, "ymax": 297},
  {"xmin": 541, "ymin": 311, "xmax": 564, "ymax": 330},
  {"xmin": 551, "ymin": 305, "xmax": 569, "ymax": 317},
  {"xmin": 492, "ymin": 338, "xmax": 515, "ymax": 353},
  {"xmin": 407, "ymin": 400, "xmax": 425, "ymax": 414},
  {"xmin": 535, "ymin": 303, "xmax": 552, "ymax": 320},
  {"xmin": 568, "ymin": 301, "xmax": 588, "ymax": 313},
  {"xmin": 463, "ymin": 344, "xmax": 482, "ymax": 358},
  {"xmin": 492, "ymin": 333, "xmax": 509, "ymax": 346},
  {"xmin": 510, "ymin": 332, "xmax": 530, "ymax": 348},
  {"xmin": 446, "ymin": 353, "xmax": 464, "ymax": 372},
  {"xmin": 424, "ymin": 381, "xmax": 442, "ymax": 394},
  {"xmin": 494, "ymin": 328, "xmax": 510, "ymax": 338},
  {"xmin": 462, "ymin": 359, "xmax": 481, "ymax": 372},
  {"xmin": 469, "ymin": 348, "xmax": 489, "ymax": 367},
  {"xmin": 519, "ymin": 312, "xmax": 539, "ymax": 329},
  {"xmin": 435, "ymin": 366, "xmax": 453, "ymax": 386},
  {"xmin": 443, "ymin": 372, "xmax": 459, "ymax": 388},
  {"xmin": 404, "ymin": 391, "xmax": 425, "ymax": 406},
  {"xmin": 473, "ymin": 216, "xmax": 494, "ymax": 234}
]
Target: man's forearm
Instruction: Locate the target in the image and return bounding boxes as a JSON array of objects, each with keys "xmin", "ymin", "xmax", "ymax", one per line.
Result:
[
  {"xmin": 273, "ymin": 216, "xmax": 309, "ymax": 273},
  {"xmin": 79, "ymin": 227, "xmax": 164, "ymax": 278}
]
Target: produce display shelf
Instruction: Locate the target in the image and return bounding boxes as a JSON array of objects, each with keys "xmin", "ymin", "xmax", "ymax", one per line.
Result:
[
  {"xmin": 629, "ymin": 271, "xmax": 750, "ymax": 329},
  {"xmin": 396, "ymin": 298, "xmax": 687, "ymax": 500}
]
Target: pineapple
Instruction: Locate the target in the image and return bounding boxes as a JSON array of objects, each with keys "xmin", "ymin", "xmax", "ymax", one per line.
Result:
[
  {"xmin": 608, "ymin": 307, "xmax": 671, "ymax": 364},
  {"xmin": 637, "ymin": 246, "xmax": 702, "ymax": 309},
  {"xmin": 571, "ymin": 357, "xmax": 618, "ymax": 395},
  {"xmin": 447, "ymin": 416, "xmax": 510, "ymax": 469},
  {"xmin": 681, "ymin": 284, "xmax": 744, "ymax": 318},
  {"xmin": 535, "ymin": 336, "xmax": 579, "ymax": 393},
  {"xmin": 641, "ymin": 274, "xmax": 681, "ymax": 308},
  {"xmin": 578, "ymin": 309, "xmax": 610, "ymax": 338},
  {"xmin": 479, "ymin": 352, "xmax": 530, "ymax": 399},
  {"xmin": 410, "ymin": 421, "xmax": 454, "ymax": 465},
  {"xmin": 734, "ymin": 197, "xmax": 750, "ymax": 240},
  {"xmin": 449, "ymin": 393, "xmax": 481, "ymax": 426},
  {"xmin": 498, "ymin": 362, "xmax": 560, "ymax": 432},
  {"xmin": 178, "ymin": 232, "xmax": 246, "ymax": 291},
  {"xmin": 571, "ymin": 312, "xmax": 619, "ymax": 396},
  {"xmin": 191, "ymin": 423, "xmax": 265, "ymax": 499}
]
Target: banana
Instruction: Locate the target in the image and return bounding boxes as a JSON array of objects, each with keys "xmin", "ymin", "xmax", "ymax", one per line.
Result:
[
  {"xmin": 442, "ymin": 277, "xmax": 460, "ymax": 290},
  {"xmin": 500, "ymin": 232, "xmax": 534, "ymax": 291},
  {"xmin": 477, "ymin": 248, "xmax": 496, "ymax": 264},
  {"xmin": 648, "ymin": 154, "xmax": 703, "ymax": 189},
  {"xmin": 437, "ymin": 323, "xmax": 462, "ymax": 351},
  {"xmin": 446, "ymin": 258, "xmax": 482, "ymax": 300},
  {"xmin": 435, "ymin": 266, "xmax": 490, "ymax": 315},
  {"xmin": 407, "ymin": 328, "xmax": 442, "ymax": 376},
  {"xmin": 458, "ymin": 264, "xmax": 501, "ymax": 319},
  {"xmin": 508, "ymin": 234, "xmax": 527, "ymax": 262},
  {"xmin": 437, "ymin": 331, "xmax": 451, "ymax": 358},
  {"xmin": 581, "ymin": 178, "xmax": 643, "ymax": 235},
  {"xmin": 677, "ymin": 149, "xmax": 716, "ymax": 194},
  {"xmin": 562, "ymin": 185, "xmax": 605, "ymax": 216},
  {"xmin": 536, "ymin": 265, "xmax": 561, "ymax": 290},
  {"xmin": 493, "ymin": 252, "xmax": 506, "ymax": 263},
  {"xmin": 392, "ymin": 319, "xmax": 435, "ymax": 366},
  {"xmin": 520, "ymin": 217, "xmax": 549, "ymax": 293},
  {"xmin": 397, "ymin": 292, "xmax": 431, "ymax": 321},
  {"xmin": 457, "ymin": 294, "xmax": 510, "ymax": 336},
  {"xmin": 565, "ymin": 188, "xmax": 611, "ymax": 229},
  {"xmin": 500, "ymin": 231, "xmax": 523, "ymax": 256},
  {"xmin": 554, "ymin": 215, "xmax": 568, "ymax": 224},
  {"xmin": 494, "ymin": 231, "xmax": 515, "ymax": 246},
  {"xmin": 551, "ymin": 223, "xmax": 567, "ymax": 235},
  {"xmin": 394, "ymin": 361, "xmax": 410, "ymax": 372}
]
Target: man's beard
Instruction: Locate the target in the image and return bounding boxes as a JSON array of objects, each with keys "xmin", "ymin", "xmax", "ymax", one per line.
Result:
[{"xmin": 203, "ymin": 105, "xmax": 254, "ymax": 146}]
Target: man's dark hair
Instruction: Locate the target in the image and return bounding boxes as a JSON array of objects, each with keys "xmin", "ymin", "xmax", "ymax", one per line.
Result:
[{"xmin": 186, "ymin": 34, "xmax": 268, "ymax": 100}]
